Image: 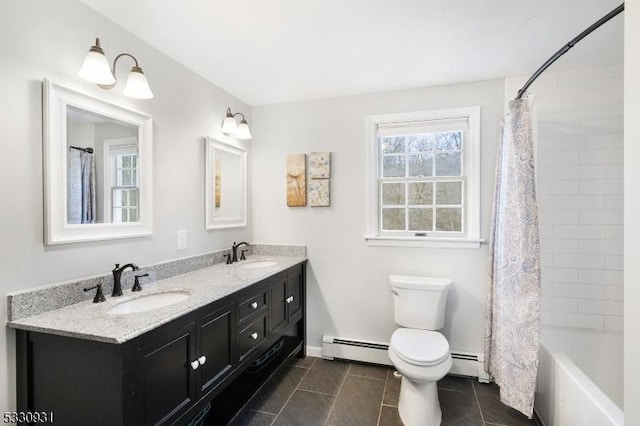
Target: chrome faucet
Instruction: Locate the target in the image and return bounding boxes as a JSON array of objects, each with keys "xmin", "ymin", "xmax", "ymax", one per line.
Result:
[
  {"xmin": 231, "ymin": 242, "xmax": 250, "ymax": 263},
  {"xmin": 111, "ymin": 263, "xmax": 139, "ymax": 297}
]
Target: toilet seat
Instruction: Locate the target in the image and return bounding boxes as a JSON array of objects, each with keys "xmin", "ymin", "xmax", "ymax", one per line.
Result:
[{"xmin": 390, "ymin": 328, "xmax": 449, "ymax": 367}]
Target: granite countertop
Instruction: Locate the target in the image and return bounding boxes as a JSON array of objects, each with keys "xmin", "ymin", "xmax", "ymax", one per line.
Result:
[{"xmin": 7, "ymin": 255, "xmax": 305, "ymax": 344}]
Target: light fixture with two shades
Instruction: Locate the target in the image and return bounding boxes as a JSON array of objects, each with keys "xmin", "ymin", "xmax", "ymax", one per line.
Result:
[
  {"xmin": 221, "ymin": 108, "xmax": 252, "ymax": 140},
  {"xmin": 78, "ymin": 38, "xmax": 154, "ymax": 99}
]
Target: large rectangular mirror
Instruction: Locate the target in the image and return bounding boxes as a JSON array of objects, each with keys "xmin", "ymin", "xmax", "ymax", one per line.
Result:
[
  {"xmin": 43, "ymin": 79, "xmax": 153, "ymax": 244},
  {"xmin": 205, "ymin": 137, "xmax": 247, "ymax": 229}
]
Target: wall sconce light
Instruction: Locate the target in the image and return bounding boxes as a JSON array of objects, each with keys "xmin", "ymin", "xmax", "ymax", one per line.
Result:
[
  {"xmin": 78, "ymin": 38, "xmax": 154, "ymax": 99},
  {"xmin": 221, "ymin": 107, "xmax": 252, "ymax": 140}
]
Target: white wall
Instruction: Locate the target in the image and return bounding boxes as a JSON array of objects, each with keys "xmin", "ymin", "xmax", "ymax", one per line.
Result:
[
  {"xmin": 506, "ymin": 65, "xmax": 624, "ymax": 333},
  {"xmin": 0, "ymin": 0, "xmax": 251, "ymax": 411},
  {"xmin": 624, "ymin": 0, "xmax": 640, "ymax": 423},
  {"xmin": 251, "ymin": 80, "xmax": 504, "ymax": 355}
]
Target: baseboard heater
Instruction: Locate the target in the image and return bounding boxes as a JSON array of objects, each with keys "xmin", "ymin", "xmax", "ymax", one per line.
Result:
[{"xmin": 322, "ymin": 334, "xmax": 490, "ymax": 382}]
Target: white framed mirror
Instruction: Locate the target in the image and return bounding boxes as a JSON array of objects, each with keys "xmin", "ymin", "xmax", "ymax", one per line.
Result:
[
  {"xmin": 205, "ymin": 137, "xmax": 247, "ymax": 229},
  {"xmin": 43, "ymin": 79, "xmax": 153, "ymax": 245}
]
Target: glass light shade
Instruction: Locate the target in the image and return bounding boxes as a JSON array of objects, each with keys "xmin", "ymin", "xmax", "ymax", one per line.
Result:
[
  {"xmin": 236, "ymin": 120, "xmax": 252, "ymax": 140},
  {"xmin": 78, "ymin": 50, "xmax": 115, "ymax": 85},
  {"xmin": 221, "ymin": 115, "xmax": 238, "ymax": 135},
  {"xmin": 122, "ymin": 67, "xmax": 154, "ymax": 99}
]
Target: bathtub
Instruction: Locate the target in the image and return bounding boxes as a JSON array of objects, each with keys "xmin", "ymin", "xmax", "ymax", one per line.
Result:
[{"xmin": 534, "ymin": 327, "xmax": 623, "ymax": 426}]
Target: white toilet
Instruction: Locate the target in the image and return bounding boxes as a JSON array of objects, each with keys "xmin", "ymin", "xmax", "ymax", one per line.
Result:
[{"xmin": 388, "ymin": 274, "xmax": 452, "ymax": 426}]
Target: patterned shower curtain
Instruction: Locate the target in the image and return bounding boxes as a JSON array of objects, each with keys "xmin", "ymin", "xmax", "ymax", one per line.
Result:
[
  {"xmin": 484, "ymin": 98, "xmax": 541, "ymax": 418},
  {"xmin": 67, "ymin": 148, "xmax": 96, "ymax": 224}
]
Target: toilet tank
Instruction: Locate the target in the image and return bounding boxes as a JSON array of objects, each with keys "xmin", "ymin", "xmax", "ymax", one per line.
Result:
[{"xmin": 390, "ymin": 275, "xmax": 452, "ymax": 330}]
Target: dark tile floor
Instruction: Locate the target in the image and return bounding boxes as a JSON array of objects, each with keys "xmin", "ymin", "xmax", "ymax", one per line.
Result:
[{"xmin": 236, "ymin": 357, "xmax": 538, "ymax": 426}]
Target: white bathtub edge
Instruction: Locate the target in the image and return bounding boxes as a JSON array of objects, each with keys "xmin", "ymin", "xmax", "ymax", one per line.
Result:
[
  {"xmin": 554, "ymin": 353, "xmax": 624, "ymax": 425},
  {"xmin": 536, "ymin": 347, "xmax": 624, "ymax": 426}
]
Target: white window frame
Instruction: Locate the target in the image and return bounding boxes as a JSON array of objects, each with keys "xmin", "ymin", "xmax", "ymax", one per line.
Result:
[{"xmin": 366, "ymin": 107, "xmax": 483, "ymax": 249}]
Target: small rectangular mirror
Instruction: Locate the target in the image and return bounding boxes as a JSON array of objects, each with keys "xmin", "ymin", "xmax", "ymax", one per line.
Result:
[
  {"xmin": 43, "ymin": 79, "xmax": 153, "ymax": 244},
  {"xmin": 205, "ymin": 137, "xmax": 247, "ymax": 229}
]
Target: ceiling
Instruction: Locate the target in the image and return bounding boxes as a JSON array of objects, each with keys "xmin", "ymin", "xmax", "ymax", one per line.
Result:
[{"xmin": 79, "ymin": 0, "xmax": 624, "ymax": 106}]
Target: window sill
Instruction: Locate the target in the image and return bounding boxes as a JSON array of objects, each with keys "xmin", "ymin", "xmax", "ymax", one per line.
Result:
[{"xmin": 365, "ymin": 235, "xmax": 484, "ymax": 249}]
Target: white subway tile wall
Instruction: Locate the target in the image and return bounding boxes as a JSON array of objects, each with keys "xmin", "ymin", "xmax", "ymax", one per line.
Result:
[{"xmin": 516, "ymin": 65, "xmax": 624, "ymax": 332}]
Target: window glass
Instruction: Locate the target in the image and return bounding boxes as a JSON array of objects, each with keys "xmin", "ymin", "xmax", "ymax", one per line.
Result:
[
  {"xmin": 408, "ymin": 208, "xmax": 433, "ymax": 231},
  {"xmin": 408, "ymin": 182, "xmax": 433, "ymax": 205},
  {"xmin": 377, "ymin": 130, "xmax": 466, "ymax": 236},
  {"xmin": 382, "ymin": 182, "xmax": 405, "ymax": 205},
  {"xmin": 382, "ymin": 208, "xmax": 406, "ymax": 230},
  {"xmin": 436, "ymin": 208, "xmax": 462, "ymax": 232},
  {"xmin": 435, "ymin": 152, "xmax": 461, "ymax": 176}
]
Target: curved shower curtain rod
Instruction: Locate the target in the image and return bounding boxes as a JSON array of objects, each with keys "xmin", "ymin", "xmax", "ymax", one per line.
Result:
[{"xmin": 516, "ymin": 3, "xmax": 624, "ymax": 100}]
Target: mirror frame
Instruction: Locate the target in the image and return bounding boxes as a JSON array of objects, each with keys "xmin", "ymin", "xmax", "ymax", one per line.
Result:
[
  {"xmin": 43, "ymin": 79, "xmax": 153, "ymax": 245},
  {"xmin": 205, "ymin": 137, "xmax": 247, "ymax": 229}
]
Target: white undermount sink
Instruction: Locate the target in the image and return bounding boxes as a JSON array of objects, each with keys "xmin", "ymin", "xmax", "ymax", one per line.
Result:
[
  {"xmin": 107, "ymin": 291, "xmax": 191, "ymax": 315},
  {"xmin": 239, "ymin": 260, "xmax": 278, "ymax": 269}
]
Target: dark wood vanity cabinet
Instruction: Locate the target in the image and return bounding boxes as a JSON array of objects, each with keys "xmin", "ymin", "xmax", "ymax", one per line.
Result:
[
  {"xmin": 137, "ymin": 321, "xmax": 198, "ymax": 425},
  {"xmin": 269, "ymin": 267, "xmax": 303, "ymax": 336},
  {"xmin": 196, "ymin": 305, "xmax": 235, "ymax": 397},
  {"xmin": 138, "ymin": 303, "xmax": 234, "ymax": 425},
  {"xmin": 15, "ymin": 262, "xmax": 306, "ymax": 426}
]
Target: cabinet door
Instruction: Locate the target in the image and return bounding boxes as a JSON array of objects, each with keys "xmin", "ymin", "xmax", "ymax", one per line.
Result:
[
  {"xmin": 196, "ymin": 305, "xmax": 234, "ymax": 398},
  {"xmin": 287, "ymin": 268, "xmax": 303, "ymax": 320},
  {"xmin": 269, "ymin": 276, "xmax": 288, "ymax": 334},
  {"xmin": 138, "ymin": 323, "xmax": 196, "ymax": 426}
]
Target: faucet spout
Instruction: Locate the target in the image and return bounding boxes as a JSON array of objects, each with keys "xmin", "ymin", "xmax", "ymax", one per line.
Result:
[
  {"xmin": 231, "ymin": 242, "xmax": 250, "ymax": 263},
  {"xmin": 111, "ymin": 263, "xmax": 139, "ymax": 297}
]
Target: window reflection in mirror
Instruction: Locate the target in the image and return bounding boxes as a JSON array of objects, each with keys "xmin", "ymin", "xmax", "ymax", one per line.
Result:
[{"xmin": 66, "ymin": 106, "xmax": 139, "ymax": 224}]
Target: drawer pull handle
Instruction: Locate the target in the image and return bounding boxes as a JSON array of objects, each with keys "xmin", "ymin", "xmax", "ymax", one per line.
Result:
[
  {"xmin": 286, "ymin": 296, "xmax": 294, "ymax": 303},
  {"xmin": 251, "ymin": 302, "xmax": 258, "ymax": 309},
  {"xmin": 190, "ymin": 360, "xmax": 200, "ymax": 370},
  {"xmin": 250, "ymin": 332, "xmax": 258, "ymax": 340},
  {"xmin": 198, "ymin": 356, "xmax": 207, "ymax": 365}
]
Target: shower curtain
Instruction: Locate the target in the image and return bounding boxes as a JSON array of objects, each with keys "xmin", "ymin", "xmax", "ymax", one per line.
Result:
[
  {"xmin": 484, "ymin": 98, "xmax": 541, "ymax": 418},
  {"xmin": 67, "ymin": 148, "xmax": 96, "ymax": 224}
]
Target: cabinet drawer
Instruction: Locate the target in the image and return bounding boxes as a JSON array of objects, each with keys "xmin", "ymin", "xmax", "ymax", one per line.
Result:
[
  {"xmin": 238, "ymin": 290, "xmax": 267, "ymax": 324},
  {"xmin": 238, "ymin": 315, "xmax": 267, "ymax": 361}
]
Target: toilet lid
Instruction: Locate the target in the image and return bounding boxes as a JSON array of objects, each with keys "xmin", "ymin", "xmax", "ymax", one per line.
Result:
[{"xmin": 390, "ymin": 329, "xmax": 450, "ymax": 367}]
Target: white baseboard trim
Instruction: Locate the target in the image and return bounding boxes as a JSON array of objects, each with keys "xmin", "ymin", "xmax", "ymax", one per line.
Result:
[
  {"xmin": 318, "ymin": 334, "xmax": 490, "ymax": 382},
  {"xmin": 306, "ymin": 345, "xmax": 323, "ymax": 358}
]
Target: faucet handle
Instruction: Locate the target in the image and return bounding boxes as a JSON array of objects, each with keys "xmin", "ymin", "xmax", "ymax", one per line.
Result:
[
  {"xmin": 132, "ymin": 273, "xmax": 149, "ymax": 292},
  {"xmin": 240, "ymin": 249, "xmax": 248, "ymax": 261},
  {"xmin": 83, "ymin": 284, "xmax": 106, "ymax": 303},
  {"xmin": 224, "ymin": 254, "xmax": 232, "ymax": 264}
]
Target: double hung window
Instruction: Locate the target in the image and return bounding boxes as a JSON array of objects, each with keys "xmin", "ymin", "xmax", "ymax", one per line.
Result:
[
  {"xmin": 111, "ymin": 150, "xmax": 138, "ymax": 223},
  {"xmin": 367, "ymin": 107, "xmax": 481, "ymax": 247},
  {"xmin": 103, "ymin": 139, "xmax": 139, "ymax": 223}
]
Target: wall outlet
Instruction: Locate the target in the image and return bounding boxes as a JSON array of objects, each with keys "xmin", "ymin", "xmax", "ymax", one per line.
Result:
[{"xmin": 177, "ymin": 230, "xmax": 188, "ymax": 250}]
